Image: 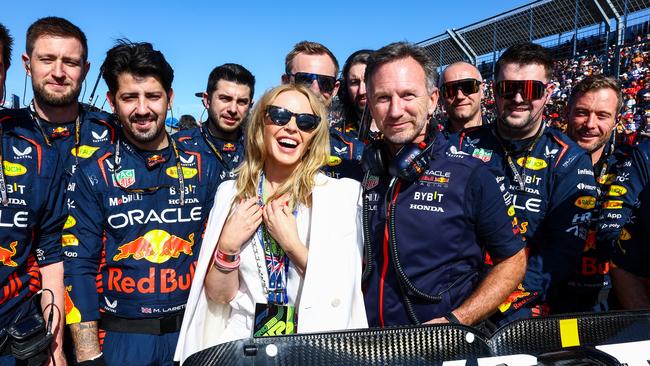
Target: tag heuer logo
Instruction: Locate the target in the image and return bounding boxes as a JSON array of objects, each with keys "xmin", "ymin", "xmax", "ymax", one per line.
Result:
[
  {"xmin": 363, "ymin": 174, "xmax": 379, "ymax": 190},
  {"xmin": 113, "ymin": 169, "xmax": 136, "ymax": 188}
]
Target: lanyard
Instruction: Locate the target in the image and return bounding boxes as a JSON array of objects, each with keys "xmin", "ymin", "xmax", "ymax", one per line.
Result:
[
  {"xmin": 0, "ymin": 125, "xmax": 7, "ymax": 206},
  {"xmin": 29, "ymin": 101, "xmax": 81, "ymax": 171},
  {"xmin": 493, "ymin": 122, "xmax": 545, "ymax": 192},
  {"xmin": 200, "ymin": 123, "xmax": 226, "ymax": 165},
  {"xmin": 251, "ymin": 172, "xmax": 296, "ymax": 304},
  {"xmin": 112, "ymin": 136, "xmax": 186, "ymax": 205}
]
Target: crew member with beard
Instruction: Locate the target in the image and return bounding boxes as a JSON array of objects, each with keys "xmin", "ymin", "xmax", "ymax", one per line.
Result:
[
  {"xmin": 64, "ymin": 41, "xmax": 221, "ymax": 366},
  {"xmin": 0, "ymin": 17, "xmax": 117, "ymax": 177},
  {"xmin": 282, "ymin": 41, "xmax": 365, "ymax": 181},
  {"xmin": 558, "ymin": 75, "xmax": 626, "ymax": 312},
  {"xmin": 177, "ymin": 63, "xmax": 253, "ymax": 182},
  {"xmin": 451, "ymin": 43, "xmax": 598, "ymax": 325}
]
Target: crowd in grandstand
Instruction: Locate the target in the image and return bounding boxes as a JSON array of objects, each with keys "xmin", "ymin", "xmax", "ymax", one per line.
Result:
[{"xmin": 1, "ymin": 14, "xmax": 650, "ymax": 366}]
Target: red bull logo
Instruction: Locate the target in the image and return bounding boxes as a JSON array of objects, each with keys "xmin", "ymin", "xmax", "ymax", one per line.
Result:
[
  {"xmin": 146, "ymin": 154, "xmax": 166, "ymax": 168},
  {"xmin": 498, "ymin": 284, "xmax": 533, "ymax": 313},
  {"xmin": 50, "ymin": 126, "xmax": 70, "ymax": 139},
  {"xmin": 0, "ymin": 241, "xmax": 18, "ymax": 267},
  {"xmin": 107, "ymin": 261, "xmax": 196, "ymax": 294},
  {"xmin": 113, "ymin": 230, "xmax": 194, "ymax": 264},
  {"xmin": 433, "ymin": 176, "xmax": 449, "ymax": 184},
  {"xmin": 222, "ymin": 143, "xmax": 236, "ymax": 152}
]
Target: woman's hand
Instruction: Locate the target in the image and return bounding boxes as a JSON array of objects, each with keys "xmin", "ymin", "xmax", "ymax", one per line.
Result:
[
  {"xmin": 217, "ymin": 197, "xmax": 263, "ymax": 254},
  {"xmin": 263, "ymin": 194, "xmax": 308, "ymax": 275}
]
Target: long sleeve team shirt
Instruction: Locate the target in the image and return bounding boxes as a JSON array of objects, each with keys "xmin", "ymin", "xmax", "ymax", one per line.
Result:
[
  {"xmin": 0, "ymin": 110, "xmax": 67, "ymax": 328},
  {"xmin": 451, "ymin": 124, "xmax": 598, "ymax": 324},
  {"xmin": 63, "ymin": 133, "xmax": 221, "ymax": 322}
]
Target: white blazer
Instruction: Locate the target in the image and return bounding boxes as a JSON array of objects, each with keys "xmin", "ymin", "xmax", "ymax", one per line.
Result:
[{"xmin": 174, "ymin": 173, "xmax": 368, "ymax": 364}]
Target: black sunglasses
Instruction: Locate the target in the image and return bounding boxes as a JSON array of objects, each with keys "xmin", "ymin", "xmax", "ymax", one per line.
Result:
[
  {"xmin": 442, "ymin": 78, "xmax": 482, "ymax": 99},
  {"xmin": 266, "ymin": 105, "xmax": 321, "ymax": 132},
  {"xmin": 494, "ymin": 80, "xmax": 547, "ymax": 101},
  {"xmin": 288, "ymin": 72, "xmax": 337, "ymax": 94}
]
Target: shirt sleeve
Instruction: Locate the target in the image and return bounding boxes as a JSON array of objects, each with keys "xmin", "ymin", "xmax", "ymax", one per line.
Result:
[
  {"xmin": 539, "ymin": 150, "xmax": 598, "ymax": 287},
  {"xmin": 598, "ymin": 143, "xmax": 649, "ymax": 249},
  {"xmin": 33, "ymin": 152, "xmax": 67, "ymax": 265},
  {"xmin": 62, "ymin": 168, "xmax": 104, "ymax": 323},
  {"xmin": 606, "ymin": 144, "xmax": 650, "ymax": 276},
  {"xmin": 465, "ymin": 164, "xmax": 525, "ymax": 259}
]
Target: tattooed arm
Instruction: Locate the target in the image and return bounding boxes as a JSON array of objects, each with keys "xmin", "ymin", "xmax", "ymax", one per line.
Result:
[{"xmin": 69, "ymin": 321, "xmax": 102, "ymax": 362}]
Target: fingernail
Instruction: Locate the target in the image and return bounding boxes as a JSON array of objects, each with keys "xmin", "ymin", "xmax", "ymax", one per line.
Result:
[{"xmin": 285, "ymin": 201, "xmax": 289, "ymax": 206}]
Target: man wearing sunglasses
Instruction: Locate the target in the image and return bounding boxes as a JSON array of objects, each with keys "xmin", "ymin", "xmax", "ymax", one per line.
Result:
[
  {"xmin": 362, "ymin": 42, "xmax": 526, "ymax": 328},
  {"xmin": 178, "ymin": 63, "xmax": 254, "ymax": 182},
  {"xmin": 282, "ymin": 41, "xmax": 365, "ymax": 181},
  {"xmin": 440, "ymin": 62, "xmax": 484, "ymax": 137},
  {"xmin": 64, "ymin": 41, "xmax": 221, "ymax": 366},
  {"xmin": 452, "ymin": 43, "xmax": 598, "ymax": 326}
]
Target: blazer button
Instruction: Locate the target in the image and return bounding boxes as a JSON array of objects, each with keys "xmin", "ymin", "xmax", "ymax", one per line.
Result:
[{"xmin": 331, "ymin": 298, "xmax": 341, "ymax": 307}]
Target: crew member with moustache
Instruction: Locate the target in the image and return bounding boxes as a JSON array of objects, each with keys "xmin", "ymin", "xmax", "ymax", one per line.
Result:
[
  {"xmin": 0, "ymin": 17, "xmax": 118, "ymax": 179},
  {"xmin": 451, "ymin": 43, "xmax": 598, "ymax": 324},
  {"xmin": 557, "ymin": 75, "xmax": 626, "ymax": 312},
  {"xmin": 282, "ymin": 41, "xmax": 364, "ymax": 181},
  {"xmin": 439, "ymin": 62, "xmax": 485, "ymax": 138},
  {"xmin": 177, "ymin": 64, "xmax": 253, "ymax": 183},
  {"xmin": 64, "ymin": 41, "xmax": 221, "ymax": 366},
  {"xmin": 0, "ymin": 23, "xmax": 12, "ymax": 103},
  {"xmin": 362, "ymin": 42, "xmax": 526, "ymax": 327},
  {"xmin": 0, "ymin": 24, "xmax": 68, "ymax": 366}
]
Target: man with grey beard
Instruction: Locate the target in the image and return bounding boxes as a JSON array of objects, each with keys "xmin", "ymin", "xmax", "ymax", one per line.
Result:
[{"xmin": 0, "ymin": 17, "xmax": 117, "ymax": 176}]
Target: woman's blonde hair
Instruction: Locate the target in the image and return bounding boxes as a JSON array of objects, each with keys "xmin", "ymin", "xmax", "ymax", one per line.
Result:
[{"xmin": 234, "ymin": 84, "xmax": 330, "ymax": 207}]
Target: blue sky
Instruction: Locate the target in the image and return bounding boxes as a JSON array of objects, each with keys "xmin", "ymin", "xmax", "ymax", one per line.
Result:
[{"xmin": 3, "ymin": 0, "xmax": 530, "ymax": 119}]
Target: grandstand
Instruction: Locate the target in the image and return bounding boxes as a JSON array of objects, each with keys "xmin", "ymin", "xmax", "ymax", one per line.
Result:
[{"xmin": 418, "ymin": 0, "xmax": 650, "ymax": 78}]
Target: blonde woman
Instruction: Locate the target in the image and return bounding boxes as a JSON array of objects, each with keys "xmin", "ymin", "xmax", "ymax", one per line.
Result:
[{"xmin": 175, "ymin": 84, "xmax": 367, "ymax": 363}]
